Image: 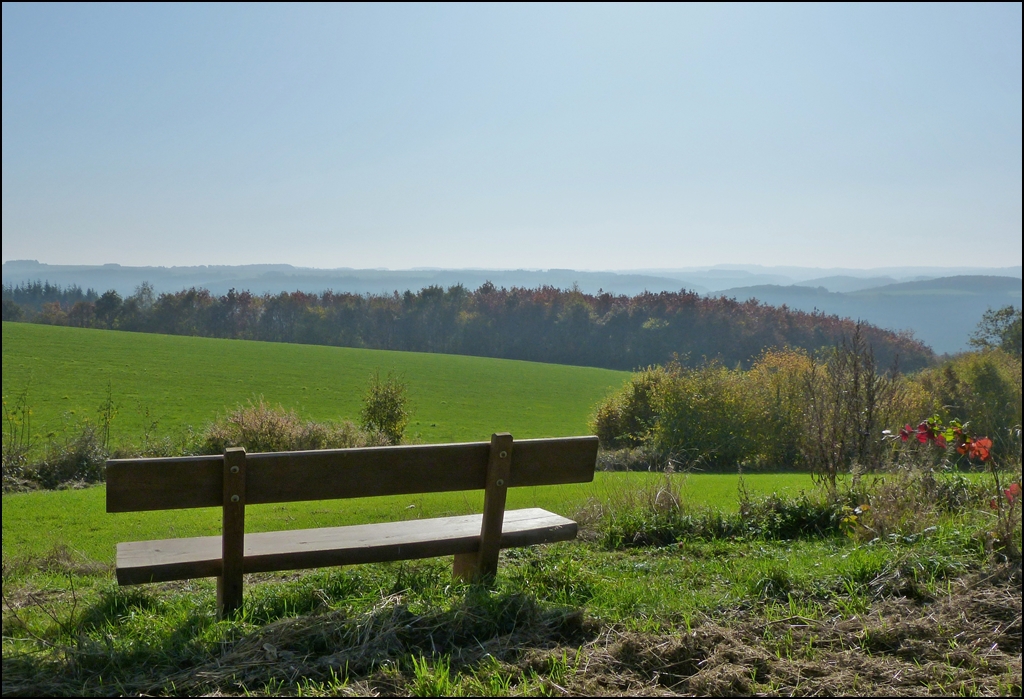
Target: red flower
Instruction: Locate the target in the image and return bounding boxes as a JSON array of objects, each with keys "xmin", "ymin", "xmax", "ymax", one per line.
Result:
[
  {"xmin": 916, "ymin": 421, "xmax": 939, "ymax": 444},
  {"xmin": 968, "ymin": 437, "xmax": 992, "ymax": 462},
  {"xmin": 935, "ymin": 434, "xmax": 947, "ymax": 448},
  {"xmin": 1005, "ymin": 482, "xmax": 1022, "ymax": 505},
  {"xmin": 900, "ymin": 424, "xmax": 913, "ymax": 442}
]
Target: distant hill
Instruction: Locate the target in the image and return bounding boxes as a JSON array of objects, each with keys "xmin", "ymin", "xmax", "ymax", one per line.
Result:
[
  {"xmin": 635, "ymin": 264, "xmax": 1021, "ymax": 291},
  {"xmin": 5, "ymin": 261, "xmax": 1019, "ymax": 355},
  {"xmin": 793, "ymin": 276, "xmax": 900, "ymax": 293},
  {"xmin": 1, "ymin": 260, "xmax": 708, "ymax": 297},
  {"xmin": 6, "ymin": 260, "xmax": 1020, "ymax": 298},
  {"xmin": 715, "ymin": 276, "xmax": 1022, "ymax": 354}
]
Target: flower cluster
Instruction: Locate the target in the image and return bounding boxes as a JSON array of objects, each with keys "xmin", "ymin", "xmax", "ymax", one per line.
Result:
[{"xmin": 898, "ymin": 416, "xmax": 992, "ymax": 461}]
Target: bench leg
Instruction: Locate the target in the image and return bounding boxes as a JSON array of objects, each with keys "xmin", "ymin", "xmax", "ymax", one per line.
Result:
[
  {"xmin": 452, "ymin": 552, "xmax": 478, "ymax": 581},
  {"xmin": 217, "ymin": 572, "xmax": 244, "ymax": 619},
  {"xmin": 454, "ymin": 433, "xmax": 513, "ymax": 583},
  {"xmin": 218, "ymin": 447, "xmax": 247, "ymax": 619}
]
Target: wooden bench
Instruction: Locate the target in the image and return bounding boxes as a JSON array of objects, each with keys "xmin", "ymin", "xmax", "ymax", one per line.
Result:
[{"xmin": 106, "ymin": 433, "xmax": 597, "ymax": 617}]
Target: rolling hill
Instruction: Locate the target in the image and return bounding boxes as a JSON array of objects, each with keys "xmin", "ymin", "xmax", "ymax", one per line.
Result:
[{"xmin": 1, "ymin": 322, "xmax": 629, "ymax": 445}]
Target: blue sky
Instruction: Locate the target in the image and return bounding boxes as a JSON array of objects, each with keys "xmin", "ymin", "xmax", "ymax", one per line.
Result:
[{"xmin": 2, "ymin": 3, "xmax": 1020, "ymax": 270}]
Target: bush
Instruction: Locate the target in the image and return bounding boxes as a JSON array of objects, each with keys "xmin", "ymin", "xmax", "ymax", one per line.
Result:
[
  {"xmin": 595, "ymin": 474, "xmax": 736, "ymax": 548},
  {"xmin": 360, "ymin": 370, "xmax": 411, "ymax": 445},
  {"xmin": 201, "ymin": 398, "xmax": 379, "ymax": 454},
  {"xmin": 799, "ymin": 327, "xmax": 909, "ymax": 492},
  {"xmin": 33, "ymin": 425, "xmax": 107, "ymax": 489},
  {"xmin": 594, "ymin": 348, "xmax": 823, "ymax": 470},
  {"xmin": 737, "ymin": 488, "xmax": 846, "ymax": 539},
  {"xmin": 914, "ymin": 349, "xmax": 1022, "ymax": 460},
  {"xmin": 591, "ymin": 366, "xmax": 674, "ymax": 450},
  {"xmin": 592, "ymin": 346, "xmax": 914, "ymax": 474},
  {"xmin": 595, "ymin": 446, "xmax": 663, "ymax": 472},
  {"xmin": 2, "ymin": 390, "xmax": 33, "ymax": 489},
  {"xmin": 594, "ymin": 474, "xmax": 846, "ymax": 549},
  {"xmin": 743, "ymin": 348, "xmax": 815, "ymax": 469},
  {"xmin": 650, "ymin": 361, "xmax": 756, "ymax": 471}
]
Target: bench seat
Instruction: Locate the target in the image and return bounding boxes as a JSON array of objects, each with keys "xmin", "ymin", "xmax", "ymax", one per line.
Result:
[{"xmin": 116, "ymin": 507, "xmax": 576, "ymax": 585}]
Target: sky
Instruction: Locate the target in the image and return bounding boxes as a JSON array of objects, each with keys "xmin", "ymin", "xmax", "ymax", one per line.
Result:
[{"xmin": 2, "ymin": 3, "xmax": 1021, "ymax": 271}]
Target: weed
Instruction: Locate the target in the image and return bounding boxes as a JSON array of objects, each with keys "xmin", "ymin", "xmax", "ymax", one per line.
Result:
[
  {"xmin": 597, "ymin": 474, "xmax": 847, "ymax": 548},
  {"xmin": 410, "ymin": 655, "xmax": 456, "ymax": 697},
  {"xmin": 2, "ymin": 388, "xmax": 32, "ymax": 489}
]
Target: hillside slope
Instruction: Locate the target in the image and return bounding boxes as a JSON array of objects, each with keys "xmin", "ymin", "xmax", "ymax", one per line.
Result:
[{"xmin": 1, "ymin": 322, "xmax": 628, "ymax": 444}]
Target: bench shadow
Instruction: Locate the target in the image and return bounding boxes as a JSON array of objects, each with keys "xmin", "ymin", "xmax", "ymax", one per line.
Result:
[
  {"xmin": 11, "ymin": 566, "xmax": 597, "ymax": 696},
  {"xmin": 195, "ymin": 585, "xmax": 596, "ymax": 694}
]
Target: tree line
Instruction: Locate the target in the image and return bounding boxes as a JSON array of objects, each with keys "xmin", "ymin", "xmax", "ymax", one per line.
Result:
[{"xmin": 1, "ymin": 280, "xmax": 933, "ymax": 371}]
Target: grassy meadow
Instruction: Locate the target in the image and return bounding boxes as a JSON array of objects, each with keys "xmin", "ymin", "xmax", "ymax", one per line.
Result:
[
  {"xmin": 2, "ymin": 472, "xmax": 814, "ymax": 563},
  {"xmin": 4, "ymin": 470, "xmax": 1018, "ymax": 696},
  {"xmin": 3, "ymin": 322, "xmax": 1021, "ymax": 696},
  {"xmin": 2, "ymin": 322, "xmax": 629, "ymax": 445}
]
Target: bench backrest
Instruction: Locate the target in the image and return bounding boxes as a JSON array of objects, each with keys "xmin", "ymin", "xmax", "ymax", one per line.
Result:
[{"xmin": 106, "ymin": 435, "xmax": 598, "ymax": 513}]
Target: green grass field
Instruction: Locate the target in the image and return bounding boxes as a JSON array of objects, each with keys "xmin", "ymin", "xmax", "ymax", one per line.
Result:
[
  {"xmin": 2, "ymin": 473, "xmax": 814, "ymax": 563},
  {"xmin": 2, "ymin": 322, "xmax": 629, "ymax": 444},
  {"xmin": 4, "ymin": 471, "xmax": 1013, "ymax": 697},
  {"xmin": 4, "ymin": 322, "xmax": 1019, "ymax": 696}
]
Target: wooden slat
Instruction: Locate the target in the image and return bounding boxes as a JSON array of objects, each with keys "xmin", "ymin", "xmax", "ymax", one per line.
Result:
[
  {"xmin": 106, "ymin": 455, "xmax": 222, "ymax": 513},
  {"xmin": 247, "ymin": 441, "xmax": 490, "ymax": 505},
  {"xmin": 507, "ymin": 437, "xmax": 598, "ymax": 487},
  {"xmin": 107, "ymin": 436, "xmax": 598, "ymax": 513},
  {"xmin": 115, "ymin": 508, "xmax": 577, "ymax": 585}
]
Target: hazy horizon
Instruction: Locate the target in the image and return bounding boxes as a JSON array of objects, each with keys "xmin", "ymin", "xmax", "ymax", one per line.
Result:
[
  {"xmin": 4, "ymin": 258, "xmax": 1020, "ymax": 275},
  {"xmin": 3, "ymin": 4, "xmax": 1021, "ymax": 269}
]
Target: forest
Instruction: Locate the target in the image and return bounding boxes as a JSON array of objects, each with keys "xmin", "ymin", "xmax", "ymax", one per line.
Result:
[{"xmin": 1, "ymin": 281, "xmax": 932, "ymax": 372}]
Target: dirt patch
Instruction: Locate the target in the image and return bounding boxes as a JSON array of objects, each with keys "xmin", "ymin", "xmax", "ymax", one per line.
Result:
[{"xmin": 559, "ymin": 564, "xmax": 1022, "ymax": 696}]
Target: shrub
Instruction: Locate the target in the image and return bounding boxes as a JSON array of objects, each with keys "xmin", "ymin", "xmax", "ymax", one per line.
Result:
[
  {"xmin": 651, "ymin": 348, "xmax": 825, "ymax": 472},
  {"xmin": 2, "ymin": 390, "xmax": 33, "ymax": 489},
  {"xmin": 744, "ymin": 348, "xmax": 815, "ymax": 469},
  {"xmin": 33, "ymin": 424, "xmax": 107, "ymax": 489},
  {"xmin": 201, "ymin": 398, "xmax": 378, "ymax": 454},
  {"xmin": 737, "ymin": 488, "xmax": 846, "ymax": 539},
  {"xmin": 595, "ymin": 474, "xmax": 845, "ymax": 548},
  {"xmin": 592, "ymin": 344, "xmax": 916, "ymax": 474},
  {"xmin": 360, "ymin": 370, "xmax": 411, "ymax": 445},
  {"xmin": 649, "ymin": 361, "xmax": 756, "ymax": 471},
  {"xmin": 594, "ymin": 446, "xmax": 662, "ymax": 472},
  {"xmin": 914, "ymin": 349, "xmax": 1022, "ymax": 460},
  {"xmin": 800, "ymin": 326, "xmax": 908, "ymax": 493},
  {"xmin": 591, "ymin": 365, "xmax": 675, "ymax": 449}
]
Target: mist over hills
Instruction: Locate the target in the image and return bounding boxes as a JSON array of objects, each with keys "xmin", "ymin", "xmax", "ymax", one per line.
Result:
[
  {"xmin": 713, "ymin": 276, "xmax": 1021, "ymax": 355},
  {"xmin": 3, "ymin": 260, "xmax": 1020, "ymax": 354},
  {"xmin": 620, "ymin": 264, "xmax": 1021, "ymax": 292},
  {"xmin": 1, "ymin": 260, "xmax": 699, "ymax": 298}
]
